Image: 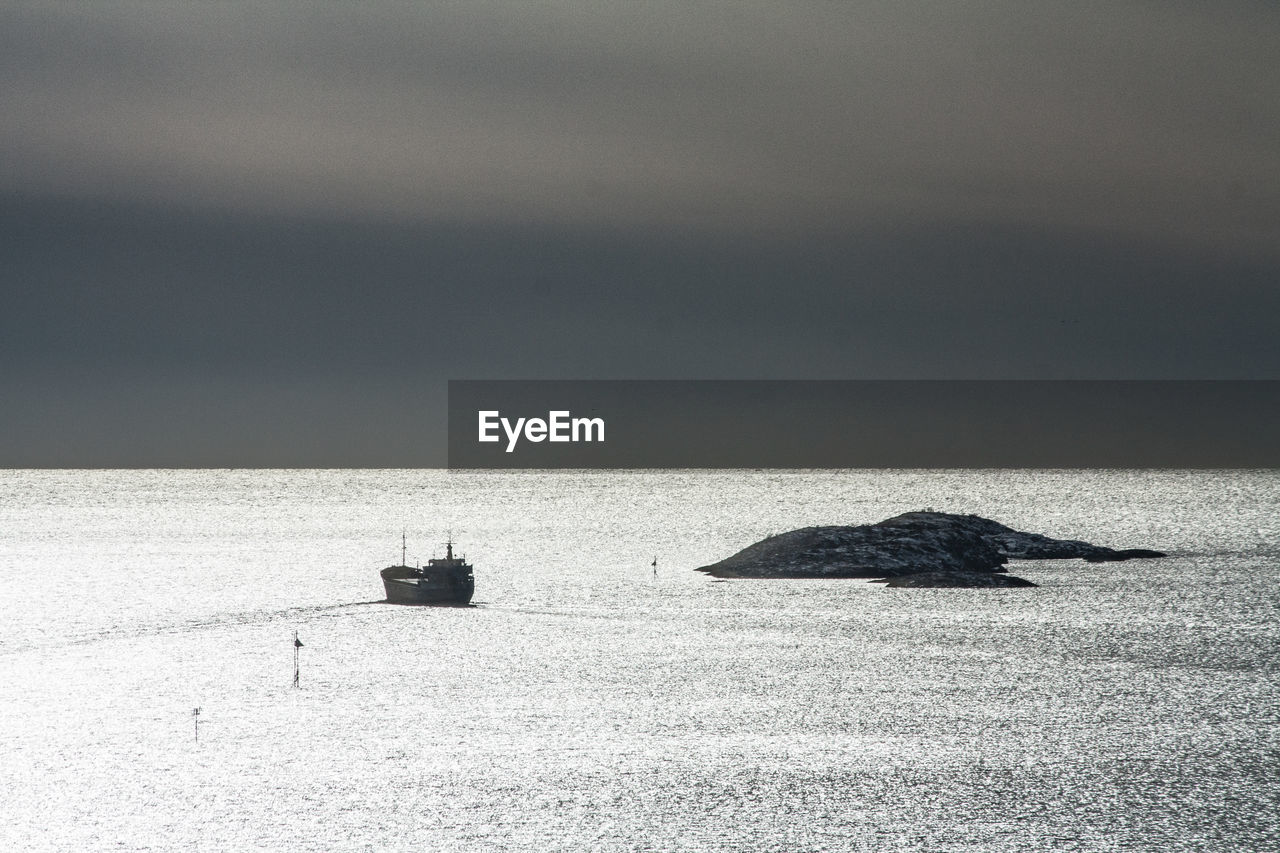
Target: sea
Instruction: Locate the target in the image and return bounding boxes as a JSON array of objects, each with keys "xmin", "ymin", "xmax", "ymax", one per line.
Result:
[{"xmin": 0, "ymin": 469, "xmax": 1277, "ymax": 852}]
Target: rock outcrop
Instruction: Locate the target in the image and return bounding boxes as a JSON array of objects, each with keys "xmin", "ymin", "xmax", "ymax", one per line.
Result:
[
  {"xmin": 874, "ymin": 571, "xmax": 1039, "ymax": 588},
  {"xmin": 695, "ymin": 511, "xmax": 1165, "ymax": 582}
]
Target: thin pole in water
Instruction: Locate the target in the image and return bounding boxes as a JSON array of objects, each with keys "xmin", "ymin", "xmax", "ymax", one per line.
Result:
[
  {"xmin": 293, "ymin": 632, "xmax": 303, "ymax": 688},
  {"xmin": 192, "ymin": 707, "xmax": 201, "ymax": 742}
]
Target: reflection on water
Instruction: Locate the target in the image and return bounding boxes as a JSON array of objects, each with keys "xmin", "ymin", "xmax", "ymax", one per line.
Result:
[{"xmin": 0, "ymin": 469, "xmax": 1277, "ymax": 851}]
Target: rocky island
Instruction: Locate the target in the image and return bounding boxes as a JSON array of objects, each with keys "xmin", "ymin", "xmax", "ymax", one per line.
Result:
[{"xmin": 696, "ymin": 511, "xmax": 1165, "ymax": 587}]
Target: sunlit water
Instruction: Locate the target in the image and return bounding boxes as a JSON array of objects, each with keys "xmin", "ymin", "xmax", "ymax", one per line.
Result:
[{"xmin": 1, "ymin": 469, "xmax": 1277, "ymax": 851}]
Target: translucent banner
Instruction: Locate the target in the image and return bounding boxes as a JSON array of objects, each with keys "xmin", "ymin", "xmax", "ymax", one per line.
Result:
[{"xmin": 447, "ymin": 380, "xmax": 1280, "ymax": 468}]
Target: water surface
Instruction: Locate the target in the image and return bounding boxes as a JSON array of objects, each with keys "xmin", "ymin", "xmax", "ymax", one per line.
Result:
[{"xmin": 1, "ymin": 469, "xmax": 1277, "ymax": 851}]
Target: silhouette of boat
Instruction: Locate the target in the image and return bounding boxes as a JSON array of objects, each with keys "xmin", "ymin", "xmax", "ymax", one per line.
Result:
[{"xmin": 380, "ymin": 536, "xmax": 474, "ymax": 605}]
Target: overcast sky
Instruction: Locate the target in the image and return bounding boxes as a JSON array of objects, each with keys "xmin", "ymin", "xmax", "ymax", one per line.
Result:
[{"xmin": 2, "ymin": 1, "xmax": 1278, "ymax": 465}]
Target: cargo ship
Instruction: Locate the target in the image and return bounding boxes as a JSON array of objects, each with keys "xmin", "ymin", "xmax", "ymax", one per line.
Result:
[{"xmin": 380, "ymin": 535, "xmax": 475, "ymax": 605}]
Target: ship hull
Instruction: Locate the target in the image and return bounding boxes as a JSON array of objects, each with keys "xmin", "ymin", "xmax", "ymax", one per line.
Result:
[{"xmin": 381, "ymin": 567, "xmax": 474, "ymax": 605}]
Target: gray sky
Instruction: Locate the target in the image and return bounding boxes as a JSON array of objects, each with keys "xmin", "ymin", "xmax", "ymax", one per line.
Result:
[{"xmin": 2, "ymin": 1, "xmax": 1278, "ymax": 465}]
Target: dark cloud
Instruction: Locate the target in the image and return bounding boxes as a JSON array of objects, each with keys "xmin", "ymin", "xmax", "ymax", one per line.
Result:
[
  {"xmin": 5, "ymin": 192, "xmax": 1277, "ymax": 377},
  {"xmin": 3, "ymin": 3, "xmax": 1277, "ymax": 249},
  {"xmin": 1, "ymin": 3, "xmax": 1277, "ymax": 464}
]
